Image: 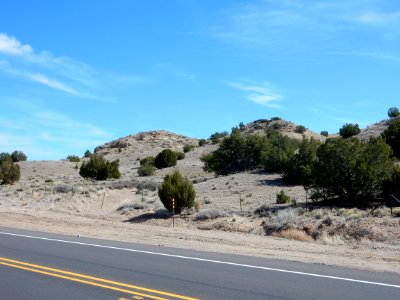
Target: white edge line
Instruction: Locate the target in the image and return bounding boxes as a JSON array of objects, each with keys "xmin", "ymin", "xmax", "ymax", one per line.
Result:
[{"xmin": 0, "ymin": 231, "xmax": 399, "ymax": 289}]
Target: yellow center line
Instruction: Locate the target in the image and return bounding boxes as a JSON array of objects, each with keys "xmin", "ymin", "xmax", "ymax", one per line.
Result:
[
  {"xmin": 0, "ymin": 261, "xmax": 166, "ymax": 300},
  {"xmin": 0, "ymin": 257, "xmax": 199, "ymax": 300}
]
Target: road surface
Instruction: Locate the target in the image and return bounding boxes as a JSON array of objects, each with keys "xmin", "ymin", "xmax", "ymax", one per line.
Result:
[{"xmin": 0, "ymin": 227, "xmax": 399, "ymax": 299}]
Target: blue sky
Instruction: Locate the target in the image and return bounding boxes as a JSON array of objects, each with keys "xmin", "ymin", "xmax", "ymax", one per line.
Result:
[{"xmin": 1, "ymin": 0, "xmax": 399, "ymax": 160}]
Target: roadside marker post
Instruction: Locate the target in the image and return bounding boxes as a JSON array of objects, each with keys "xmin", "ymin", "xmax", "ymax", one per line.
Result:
[{"xmin": 172, "ymin": 198, "xmax": 175, "ymax": 228}]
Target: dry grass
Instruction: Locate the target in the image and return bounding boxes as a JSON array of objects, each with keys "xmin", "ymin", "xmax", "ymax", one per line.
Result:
[
  {"xmin": 320, "ymin": 231, "xmax": 346, "ymax": 246},
  {"xmin": 273, "ymin": 229, "xmax": 313, "ymax": 242},
  {"xmin": 392, "ymin": 207, "xmax": 400, "ymax": 217}
]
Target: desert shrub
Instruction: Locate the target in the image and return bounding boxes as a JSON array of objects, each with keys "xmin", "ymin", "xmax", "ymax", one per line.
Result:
[
  {"xmin": 209, "ymin": 131, "xmax": 228, "ymax": 144},
  {"xmin": 110, "ymin": 140, "xmax": 129, "ymax": 148},
  {"xmin": 154, "ymin": 149, "xmax": 177, "ymax": 169},
  {"xmin": 117, "ymin": 201, "xmax": 148, "ymax": 211},
  {"xmin": 84, "ymin": 150, "xmax": 92, "ymax": 158},
  {"xmin": 158, "ymin": 170, "xmax": 196, "ymax": 213},
  {"xmin": 183, "ymin": 144, "xmax": 195, "ymax": 153},
  {"xmin": 388, "ymin": 107, "xmax": 400, "ymax": 118},
  {"xmin": 276, "ymin": 190, "xmax": 291, "ymax": 204},
  {"xmin": 175, "ymin": 151, "xmax": 185, "ymax": 160},
  {"xmin": 320, "ymin": 131, "xmax": 328, "ymax": 137},
  {"xmin": 312, "ymin": 137, "xmax": 393, "ymax": 205},
  {"xmin": 270, "ymin": 117, "xmax": 281, "ymax": 121},
  {"xmin": 382, "ymin": 119, "xmax": 400, "ymax": 158},
  {"xmin": 0, "ymin": 154, "xmax": 20, "ymax": 184},
  {"xmin": 198, "ymin": 139, "xmax": 207, "ymax": 147},
  {"xmin": 11, "ymin": 150, "xmax": 27, "ymax": 162},
  {"xmin": 79, "ymin": 154, "xmax": 121, "ymax": 180},
  {"xmin": 276, "ymin": 208, "xmax": 296, "ymax": 228},
  {"xmin": 339, "ymin": 123, "xmax": 361, "ymax": 138},
  {"xmin": 54, "ymin": 184, "xmax": 74, "ymax": 193},
  {"xmin": 294, "ymin": 125, "xmax": 307, "ymax": 134},
  {"xmin": 263, "ymin": 131, "xmax": 300, "ymax": 172},
  {"xmin": 194, "ymin": 209, "xmax": 223, "ymax": 220},
  {"xmin": 282, "ymin": 137, "xmax": 320, "ymax": 187},
  {"xmin": 202, "ymin": 128, "xmax": 269, "ymax": 175},
  {"xmin": 140, "ymin": 156, "xmax": 155, "ymax": 166},
  {"xmin": 137, "ymin": 164, "xmax": 156, "ymax": 177},
  {"xmin": 67, "ymin": 155, "xmax": 80, "ymax": 162}
]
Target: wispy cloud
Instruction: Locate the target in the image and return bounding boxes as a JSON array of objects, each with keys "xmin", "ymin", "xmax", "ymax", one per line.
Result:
[
  {"xmin": 0, "ymin": 33, "xmax": 150, "ymax": 99},
  {"xmin": 211, "ymin": 1, "xmax": 400, "ymax": 52},
  {"xmin": 0, "ymin": 33, "xmax": 32, "ymax": 56},
  {"xmin": 227, "ymin": 81, "xmax": 283, "ymax": 108},
  {"xmin": 331, "ymin": 51, "xmax": 400, "ymax": 62},
  {"xmin": 0, "ymin": 103, "xmax": 112, "ymax": 160},
  {"xmin": 28, "ymin": 73, "xmax": 80, "ymax": 95}
]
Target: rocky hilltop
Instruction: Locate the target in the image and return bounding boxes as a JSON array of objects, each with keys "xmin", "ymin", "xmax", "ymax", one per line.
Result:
[
  {"xmin": 358, "ymin": 116, "xmax": 399, "ymax": 140},
  {"xmin": 241, "ymin": 118, "xmax": 326, "ymax": 141},
  {"xmin": 94, "ymin": 130, "xmax": 199, "ymax": 157}
]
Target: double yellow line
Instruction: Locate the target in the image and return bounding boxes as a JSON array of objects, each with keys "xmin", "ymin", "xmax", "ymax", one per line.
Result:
[{"xmin": 0, "ymin": 257, "xmax": 199, "ymax": 300}]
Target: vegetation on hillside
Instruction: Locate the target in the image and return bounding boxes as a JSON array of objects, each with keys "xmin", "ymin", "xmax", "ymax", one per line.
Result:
[
  {"xmin": 339, "ymin": 123, "xmax": 361, "ymax": 138},
  {"xmin": 382, "ymin": 119, "xmax": 400, "ymax": 159},
  {"xmin": 158, "ymin": 170, "xmax": 196, "ymax": 213},
  {"xmin": 0, "ymin": 152, "xmax": 21, "ymax": 184},
  {"xmin": 202, "ymin": 117, "xmax": 397, "ymax": 206},
  {"xmin": 79, "ymin": 154, "xmax": 121, "ymax": 180},
  {"xmin": 11, "ymin": 150, "xmax": 27, "ymax": 162},
  {"xmin": 154, "ymin": 149, "xmax": 177, "ymax": 169}
]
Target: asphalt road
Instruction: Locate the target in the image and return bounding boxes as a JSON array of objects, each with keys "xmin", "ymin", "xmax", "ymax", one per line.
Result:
[{"xmin": 0, "ymin": 227, "xmax": 399, "ymax": 300}]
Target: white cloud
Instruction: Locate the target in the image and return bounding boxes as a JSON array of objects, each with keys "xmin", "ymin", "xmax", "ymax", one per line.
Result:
[
  {"xmin": 211, "ymin": 1, "xmax": 400, "ymax": 51},
  {"xmin": 28, "ymin": 73, "xmax": 80, "ymax": 95},
  {"xmin": 228, "ymin": 81, "xmax": 283, "ymax": 108},
  {"xmin": 0, "ymin": 32, "xmax": 149, "ymax": 99},
  {"xmin": 0, "ymin": 33, "xmax": 32, "ymax": 56},
  {"xmin": 357, "ymin": 11, "xmax": 400, "ymax": 25}
]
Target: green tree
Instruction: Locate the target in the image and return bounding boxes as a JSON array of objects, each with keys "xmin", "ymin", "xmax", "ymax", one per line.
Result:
[
  {"xmin": 154, "ymin": 149, "xmax": 177, "ymax": 169},
  {"xmin": 0, "ymin": 153, "xmax": 20, "ymax": 184},
  {"xmin": 67, "ymin": 155, "xmax": 80, "ymax": 162},
  {"xmin": 388, "ymin": 107, "xmax": 400, "ymax": 118},
  {"xmin": 339, "ymin": 123, "xmax": 361, "ymax": 138},
  {"xmin": 294, "ymin": 125, "xmax": 306, "ymax": 134},
  {"xmin": 158, "ymin": 170, "xmax": 196, "ymax": 213},
  {"xmin": 209, "ymin": 131, "xmax": 228, "ymax": 144},
  {"xmin": 282, "ymin": 137, "xmax": 320, "ymax": 188},
  {"xmin": 263, "ymin": 131, "xmax": 300, "ymax": 173},
  {"xmin": 312, "ymin": 137, "xmax": 393, "ymax": 205},
  {"xmin": 11, "ymin": 150, "xmax": 27, "ymax": 162},
  {"xmin": 198, "ymin": 139, "xmax": 207, "ymax": 147},
  {"xmin": 79, "ymin": 154, "xmax": 121, "ymax": 180},
  {"xmin": 382, "ymin": 119, "xmax": 400, "ymax": 158},
  {"xmin": 84, "ymin": 150, "xmax": 92, "ymax": 158},
  {"xmin": 320, "ymin": 131, "xmax": 328, "ymax": 137},
  {"xmin": 202, "ymin": 128, "xmax": 269, "ymax": 175}
]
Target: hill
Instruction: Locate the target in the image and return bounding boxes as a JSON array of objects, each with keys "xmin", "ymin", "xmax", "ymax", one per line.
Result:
[{"xmin": 1, "ymin": 116, "xmax": 399, "ymax": 274}]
